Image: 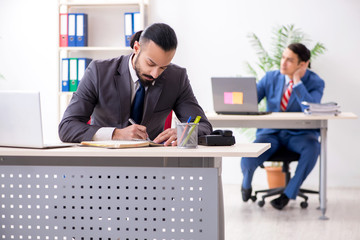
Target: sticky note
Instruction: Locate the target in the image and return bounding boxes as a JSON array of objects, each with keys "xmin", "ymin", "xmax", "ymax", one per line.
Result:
[
  {"xmin": 224, "ymin": 92, "xmax": 233, "ymax": 104},
  {"xmin": 232, "ymin": 92, "xmax": 243, "ymax": 104}
]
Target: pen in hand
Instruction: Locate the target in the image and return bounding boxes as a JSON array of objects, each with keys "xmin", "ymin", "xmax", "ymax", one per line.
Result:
[{"xmin": 128, "ymin": 118, "xmax": 151, "ymax": 141}]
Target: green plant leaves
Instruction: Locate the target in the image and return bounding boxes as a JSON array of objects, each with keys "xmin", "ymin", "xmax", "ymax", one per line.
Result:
[{"xmin": 245, "ymin": 24, "xmax": 326, "ymax": 80}]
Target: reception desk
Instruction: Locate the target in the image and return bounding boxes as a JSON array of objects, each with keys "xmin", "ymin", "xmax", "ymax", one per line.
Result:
[
  {"xmin": 0, "ymin": 143, "xmax": 269, "ymax": 240},
  {"xmin": 207, "ymin": 112, "xmax": 357, "ymax": 219}
]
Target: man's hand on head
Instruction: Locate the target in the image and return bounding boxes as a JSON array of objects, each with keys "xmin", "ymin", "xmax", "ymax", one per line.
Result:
[{"xmin": 293, "ymin": 60, "xmax": 310, "ymax": 84}]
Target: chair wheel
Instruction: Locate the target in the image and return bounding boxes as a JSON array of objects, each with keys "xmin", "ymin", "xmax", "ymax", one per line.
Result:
[
  {"xmin": 300, "ymin": 201, "xmax": 308, "ymax": 209},
  {"xmin": 258, "ymin": 200, "xmax": 265, "ymax": 207},
  {"xmin": 251, "ymin": 196, "xmax": 257, "ymax": 202}
]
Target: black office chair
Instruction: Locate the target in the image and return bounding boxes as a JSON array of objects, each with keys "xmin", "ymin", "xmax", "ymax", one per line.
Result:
[{"xmin": 252, "ymin": 147, "xmax": 319, "ymax": 208}]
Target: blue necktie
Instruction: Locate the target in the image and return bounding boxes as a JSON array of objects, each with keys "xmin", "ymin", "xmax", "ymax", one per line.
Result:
[{"xmin": 130, "ymin": 81, "xmax": 145, "ymax": 124}]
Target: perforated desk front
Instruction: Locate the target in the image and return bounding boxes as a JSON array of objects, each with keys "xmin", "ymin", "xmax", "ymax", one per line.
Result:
[{"xmin": 0, "ymin": 143, "xmax": 269, "ymax": 240}]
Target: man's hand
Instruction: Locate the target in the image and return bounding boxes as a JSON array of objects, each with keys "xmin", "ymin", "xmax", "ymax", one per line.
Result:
[
  {"xmin": 293, "ymin": 60, "xmax": 310, "ymax": 84},
  {"xmin": 153, "ymin": 128, "xmax": 177, "ymax": 146},
  {"xmin": 112, "ymin": 124, "xmax": 148, "ymax": 140}
]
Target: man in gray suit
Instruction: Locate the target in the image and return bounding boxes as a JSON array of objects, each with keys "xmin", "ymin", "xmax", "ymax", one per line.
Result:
[{"xmin": 59, "ymin": 23, "xmax": 212, "ymax": 145}]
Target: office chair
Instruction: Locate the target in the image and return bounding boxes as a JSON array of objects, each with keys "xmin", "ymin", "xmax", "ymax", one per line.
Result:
[
  {"xmin": 252, "ymin": 147, "xmax": 319, "ymax": 208},
  {"xmin": 164, "ymin": 111, "xmax": 173, "ymax": 130}
]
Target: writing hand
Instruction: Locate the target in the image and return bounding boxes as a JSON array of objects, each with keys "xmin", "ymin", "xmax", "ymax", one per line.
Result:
[
  {"xmin": 153, "ymin": 128, "xmax": 177, "ymax": 146},
  {"xmin": 112, "ymin": 124, "xmax": 148, "ymax": 140}
]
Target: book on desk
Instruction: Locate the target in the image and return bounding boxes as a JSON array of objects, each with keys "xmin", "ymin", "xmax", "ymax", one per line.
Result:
[
  {"xmin": 80, "ymin": 140, "xmax": 164, "ymax": 149},
  {"xmin": 302, "ymin": 101, "xmax": 341, "ymax": 115}
]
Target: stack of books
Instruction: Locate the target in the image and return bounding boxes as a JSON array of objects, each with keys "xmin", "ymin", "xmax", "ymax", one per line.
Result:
[{"xmin": 302, "ymin": 101, "xmax": 341, "ymax": 116}]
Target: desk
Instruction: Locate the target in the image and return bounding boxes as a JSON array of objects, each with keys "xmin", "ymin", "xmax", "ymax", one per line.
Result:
[
  {"xmin": 207, "ymin": 112, "xmax": 357, "ymax": 220},
  {"xmin": 0, "ymin": 143, "xmax": 269, "ymax": 240}
]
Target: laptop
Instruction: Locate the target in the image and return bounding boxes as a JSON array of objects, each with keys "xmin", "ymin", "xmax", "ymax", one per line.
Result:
[
  {"xmin": 211, "ymin": 77, "xmax": 271, "ymax": 115},
  {"xmin": 0, "ymin": 91, "xmax": 75, "ymax": 148}
]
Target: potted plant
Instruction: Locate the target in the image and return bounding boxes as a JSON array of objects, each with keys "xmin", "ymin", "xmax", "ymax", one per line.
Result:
[
  {"xmin": 264, "ymin": 162, "xmax": 286, "ymax": 188},
  {"xmin": 244, "ymin": 24, "xmax": 326, "ymax": 188}
]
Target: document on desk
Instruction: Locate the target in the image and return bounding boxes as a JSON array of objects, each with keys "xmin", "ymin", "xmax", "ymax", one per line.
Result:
[
  {"xmin": 302, "ymin": 101, "xmax": 341, "ymax": 115},
  {"xmin": 80, "ymin": 140, "xmax": 164, "ymax": 149}
]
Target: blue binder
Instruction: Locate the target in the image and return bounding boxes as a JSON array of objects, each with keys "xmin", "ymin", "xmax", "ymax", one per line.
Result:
[
  {"xmin": 75, "ymin": 13, "xmax": 88, "ymax": 47},
  {"xmin": 133, "ymin": 12, "xmax": 141, "ymax": 33},
  {"xmin": 77, "ymin": 58, "xmax": 92, "ymax": 84},
  {"xmin": 124, "ymin": 12, "xmax": 133, "ymax": 47},
  {"xmin": 61, "ymin": 58, "xmax": 69, "ymax": 92},
  {"xmin": 68, "ymin": 13, "xmax": 76, "ymax": 47},
  {"xmin": 124, "ymin": 12, "xmax": 141, "ymax": 47}
]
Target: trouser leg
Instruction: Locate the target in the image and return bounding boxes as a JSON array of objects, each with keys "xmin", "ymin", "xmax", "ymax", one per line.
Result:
[
  {"xmin": 284, "ymin": 134, "xmax": 320, "ymax": 199},
  {"xmin": 241, "ymin": 134, "xmax": 281, "ymax": 189}
]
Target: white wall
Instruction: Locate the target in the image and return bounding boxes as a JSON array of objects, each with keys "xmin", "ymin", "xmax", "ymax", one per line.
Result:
[
  {"xmin": 1, "ymin": 0, "xmax": 359, "ymax": 187},
  {"xmin": 0, "ymin": 0, "xmax": 59, "ymax": 143},
  {"xmin": 148, "ymin": 0, "xmax": 360, "ymax": 188}
]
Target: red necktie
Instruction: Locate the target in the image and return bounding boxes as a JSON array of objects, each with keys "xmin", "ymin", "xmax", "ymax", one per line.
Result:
[{"xmin": 280, "ymin": 80, "xmax": 294, "ymax": 111}]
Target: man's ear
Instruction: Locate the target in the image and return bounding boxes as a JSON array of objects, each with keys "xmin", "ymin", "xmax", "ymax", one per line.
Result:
[
  {"xmin": 300, "ymin": 60, "xmax": 310, "ymax": 69},
  {"xmin": 133, "ymin": 41, "xmax": 140, "ymax": 54},
  {"xmin": 298, "ymin": 61, "xmax": 306, "ymax": 68}
]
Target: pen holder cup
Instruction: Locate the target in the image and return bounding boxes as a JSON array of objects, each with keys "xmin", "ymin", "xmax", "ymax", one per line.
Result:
[{"xmin": 177, "ymin": 123, "xmax": 199, "ymax": 149}]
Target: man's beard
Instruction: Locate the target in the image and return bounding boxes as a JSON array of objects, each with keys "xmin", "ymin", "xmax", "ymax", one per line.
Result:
[{"xmin": 134, "ymin": 54, "xmax": 155, "ymax": 87}]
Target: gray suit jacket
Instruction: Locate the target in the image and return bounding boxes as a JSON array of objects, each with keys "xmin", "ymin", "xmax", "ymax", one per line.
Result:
[{"xmin": 59, "ymin": 54, "xmax": 212, "ymax": 142}]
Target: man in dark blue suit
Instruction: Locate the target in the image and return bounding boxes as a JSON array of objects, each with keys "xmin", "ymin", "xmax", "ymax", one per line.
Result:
[{"xmin": 241, "ymin": 43, "xmax": 325, "ymax": 210}]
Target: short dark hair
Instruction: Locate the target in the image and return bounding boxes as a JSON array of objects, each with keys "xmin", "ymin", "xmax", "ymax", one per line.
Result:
[
  {"xmin": 287, "ymin": 43, "xmax": 311, "ymax": 68},
  {"xmin": 130, "ymin": 23, "xmax": 177, "ymax": 51},
  {"xmin": 130, "ymin": 30, "xmax": 143, "ymax": 49}
]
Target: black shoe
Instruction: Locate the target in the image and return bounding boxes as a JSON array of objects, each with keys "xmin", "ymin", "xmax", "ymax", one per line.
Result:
[
  {"xmin": 270, "ymin": 193, "xmax": 289, "ymax": 210},
  {"xmin": 241, "ymin": 186, "xmax": 252, "ymax": 202}
]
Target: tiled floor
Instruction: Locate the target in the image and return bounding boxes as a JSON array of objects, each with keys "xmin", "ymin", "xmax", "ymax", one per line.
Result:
[{"xmin": 223, "ymin": 184, "xmax": 360, "ymax": 240}]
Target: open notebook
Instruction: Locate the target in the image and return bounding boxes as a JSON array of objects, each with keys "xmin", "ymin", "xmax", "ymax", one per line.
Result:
[
  {"xmin": 80, "ymin": 140, "xmax": 164, "ymax": 149},
  {"xmin": 0, "ymin": 91, "xmax": 75, "ymax": 149}
]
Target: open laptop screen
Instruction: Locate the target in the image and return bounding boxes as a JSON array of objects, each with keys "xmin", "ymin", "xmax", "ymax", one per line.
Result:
[
  {"xmin": 0, "ymin": 91, "xmax": 45, "ymax": 148},
  {"xmin": 211, "ymin": 77, "xmax": 269, "ymax": 115},
  {"xmin": 0, "ymin": 91, "xmax": 74, "ymax": 148}
]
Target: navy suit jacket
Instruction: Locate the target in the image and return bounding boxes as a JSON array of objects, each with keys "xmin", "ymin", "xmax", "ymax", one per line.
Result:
[
  {"xmin": 59, "ymin": 54, "xmax": 212, "ymax": 142},
  {"xmin": 256, "ymin": 69, "xmax": 325, "ymax": 137}
]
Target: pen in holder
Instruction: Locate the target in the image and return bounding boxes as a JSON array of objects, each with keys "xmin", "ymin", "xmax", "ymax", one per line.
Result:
[
  {"xmin": 177, "ymin": 116, "xmax": 191, "ymax": 144},
  {"xmin": 177, "ymin": 122, "xmax": 199, "ymax": 148}
]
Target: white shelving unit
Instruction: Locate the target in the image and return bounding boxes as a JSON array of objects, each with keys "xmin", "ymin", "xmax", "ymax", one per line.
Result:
[{"xmin": 57, "ymin": 0, "xmax": 148, "ymax": 122}]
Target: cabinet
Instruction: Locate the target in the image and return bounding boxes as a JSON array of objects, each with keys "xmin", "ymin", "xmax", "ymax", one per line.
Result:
[{"xmin": 57, "ymin": 0, "xmax": 149, "ymax": 122}]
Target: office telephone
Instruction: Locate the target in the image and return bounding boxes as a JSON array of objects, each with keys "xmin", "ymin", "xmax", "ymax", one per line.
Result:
[{"xmin": 198, "ymin": 129, "xmax": 236, "ymax": 146}]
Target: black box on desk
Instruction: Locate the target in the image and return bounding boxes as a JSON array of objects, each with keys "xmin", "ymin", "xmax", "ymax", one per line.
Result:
[{"xmin": 198, "ymin": 130, "xmax": 235, "ymax": 146}]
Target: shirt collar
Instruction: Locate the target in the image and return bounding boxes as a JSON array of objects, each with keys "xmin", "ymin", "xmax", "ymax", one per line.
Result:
[
  {"xmin": 128, "ymin": 54, "xmax": 138, "ymax": 84},
  {"xmin": 285, "ymin": 75, "xmax": 292, "ymax": 85}
]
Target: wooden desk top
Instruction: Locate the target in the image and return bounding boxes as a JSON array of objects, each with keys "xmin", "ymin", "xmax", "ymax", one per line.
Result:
[
  {"xmin": 206, "ymin": 112, "xmax": 358, "ymax": 121},
  {"xmin": 0, "ymin": 143, "xmax": 270, "ymax": 158}
]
